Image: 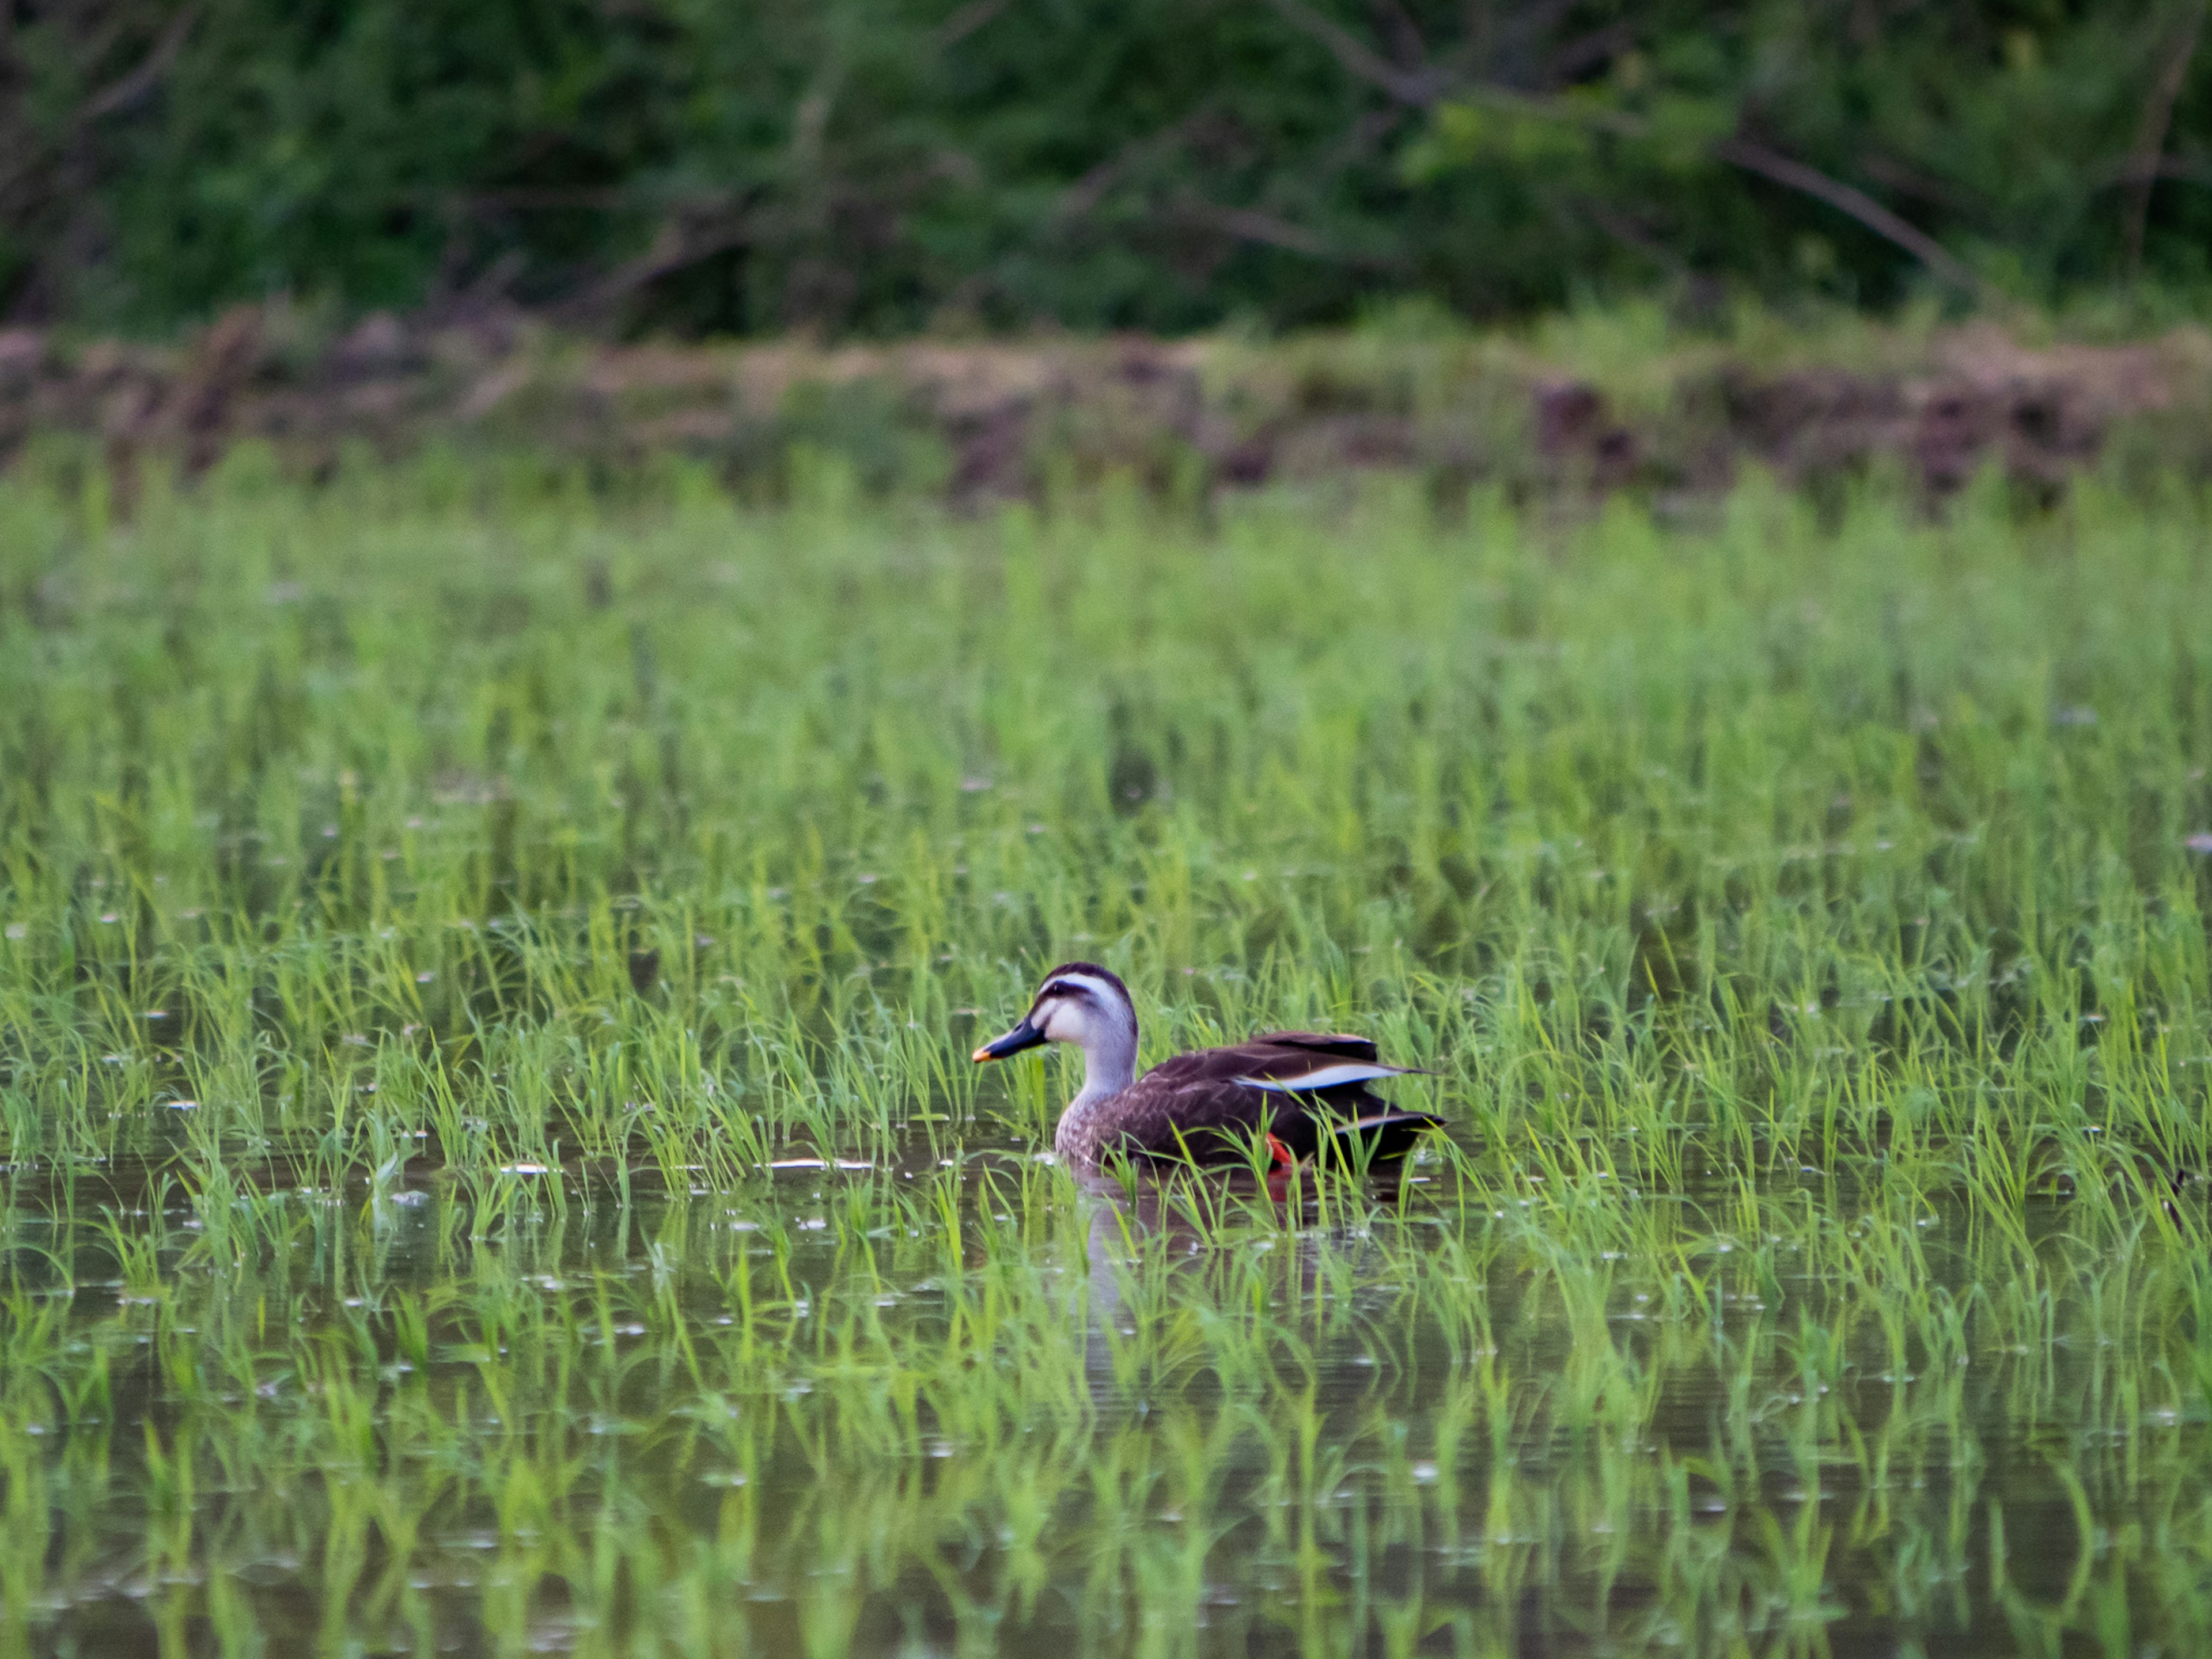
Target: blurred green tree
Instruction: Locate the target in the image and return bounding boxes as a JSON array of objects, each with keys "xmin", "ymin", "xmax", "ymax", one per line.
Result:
[{"xmin": 0, "ymin": 0, "xmax": 2205, "ymax": 333}]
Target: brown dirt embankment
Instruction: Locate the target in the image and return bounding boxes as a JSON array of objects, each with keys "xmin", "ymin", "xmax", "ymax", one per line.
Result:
[{"xmin": 1, "ymin": 305, "xmax": 2205, "ymax": 505}]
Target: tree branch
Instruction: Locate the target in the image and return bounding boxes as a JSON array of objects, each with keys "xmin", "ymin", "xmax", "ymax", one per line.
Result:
[
  {"xmin": 2124, "ymin": 0, "xmax": 2207, "ymax": 272},
  {"xmin": 1173, "ymin": 200, "xmax": 1336, "ymax": 259},
  {"xmin": 1264, "ymin": 0, "xmax": 1986, "ymax": 298},
  {"xmin": 2103, "ymin": 153, "xmax": 2212, "ymax": 189},
  {"xmin": 1713, "ymin": 138, "xmax": 1986, "ymax": 298},
  {"xmin": 80, "ymin": 6, "xmax": 199, "ymax": 124},
  {"xmin": 933, "ymin": 0, "xmax": 1010, "ymax": 51},
  {"xmin": 1054, "ymin": 113, "xmax": 1216, "ymax": 220},
  {"xmin": 562, "ymin": 209, "xmax": 755, "ymax": 317},
  {"xmin": 1263, "ymin": 0, "xmax": 1442, "ymax": 105}
]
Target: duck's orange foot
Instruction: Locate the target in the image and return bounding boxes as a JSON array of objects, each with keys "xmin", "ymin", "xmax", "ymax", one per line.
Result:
[{"xmin": 1264, "ymin": 1131, "xmax": 1297, "ymax": 1170}]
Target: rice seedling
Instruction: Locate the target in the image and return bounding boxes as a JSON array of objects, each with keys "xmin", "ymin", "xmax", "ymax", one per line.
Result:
[{"xmin": 0, "ymin": 444, "xmax": 2209, "ymax": 1654}]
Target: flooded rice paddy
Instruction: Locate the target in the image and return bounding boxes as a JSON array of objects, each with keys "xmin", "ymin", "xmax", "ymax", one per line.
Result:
[
  {"xmin": 1, "ymin": 457, "xmax": 2209, "ymax": 1654},
  {"xmin": 6, "ymin": 1141, "xmax": 2210, "ymax": 1657}
]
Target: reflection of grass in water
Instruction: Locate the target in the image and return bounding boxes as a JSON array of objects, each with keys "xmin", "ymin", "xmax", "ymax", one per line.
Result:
[{"xmin": 0, "ymin": 450, "xmax": 2209, "ymax": 1653}]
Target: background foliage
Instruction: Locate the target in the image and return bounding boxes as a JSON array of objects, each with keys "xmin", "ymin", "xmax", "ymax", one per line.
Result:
[{"xmin": 2, "ymin": 0, "xmax": 2210, "ymax": 335}]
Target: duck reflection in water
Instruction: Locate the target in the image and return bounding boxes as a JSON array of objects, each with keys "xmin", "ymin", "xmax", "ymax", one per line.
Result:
[{"xmin": 1069, "ymin": 1151, "xmax": 1434, "ymax": 1404}]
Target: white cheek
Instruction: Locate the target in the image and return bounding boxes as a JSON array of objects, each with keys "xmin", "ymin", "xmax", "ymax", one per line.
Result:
[{"xmin": 1042, "ymin": 1003, "xmax": 1090, "ymax": 1044}]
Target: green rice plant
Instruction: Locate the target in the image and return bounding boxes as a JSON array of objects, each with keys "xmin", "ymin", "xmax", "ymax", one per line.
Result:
[{"xmin": 0, "ymin": 449, "xmax": 2209, "ymax": 1652}]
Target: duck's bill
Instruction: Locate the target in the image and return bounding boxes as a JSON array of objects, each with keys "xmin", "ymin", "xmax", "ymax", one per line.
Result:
[{"xmin": 972, "ymin": 1016, "xmax": 1046, "ymax": 1062}]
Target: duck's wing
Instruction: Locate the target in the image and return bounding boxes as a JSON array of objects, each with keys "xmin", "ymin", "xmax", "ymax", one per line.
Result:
[
  {"xmin": 1227, "ymin": 1032, "xmax": 1424, "ymax": 1099},
  {"xmin": 1102, "ymin": 1036, "xmax": 1433, "ymax": 1166},
  {"xmin": 1247, "ymin": 1031, "xmax": 1380, "ymax": 1062},
  {"xmin": 1134, "ymin": 1035, "xmax": 1402, "ymax": 1096}
]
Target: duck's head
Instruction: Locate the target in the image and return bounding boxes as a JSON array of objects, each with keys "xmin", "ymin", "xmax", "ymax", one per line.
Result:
[{"xmin": 972, "ymin": 962, "xmax": 1138, "ymax": 1065}]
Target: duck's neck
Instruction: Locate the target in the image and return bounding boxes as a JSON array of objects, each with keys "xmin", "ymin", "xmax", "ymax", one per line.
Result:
[
  {"xmin": 1052, "ymin": 996, "xmax": 1141, "ymax": 1165},
  {"xmin": 1070, "ymin": 1022, "xmax": 1141, "ymax": 1110},
  {"xmin": 1070, "ymin": 1007, "xmax": 1139, "ymax": 1107}
]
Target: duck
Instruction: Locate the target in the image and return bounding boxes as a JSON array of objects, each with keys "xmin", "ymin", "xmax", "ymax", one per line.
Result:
[{"xmin": 972, "ymin": 962, "xmax": 1443, "ymax": 1170}]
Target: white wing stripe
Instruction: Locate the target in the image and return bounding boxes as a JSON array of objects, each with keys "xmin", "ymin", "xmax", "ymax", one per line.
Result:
[{"xmin": 1235, "ymin": 1062, "xmax": 1408, "ymax": 1094}]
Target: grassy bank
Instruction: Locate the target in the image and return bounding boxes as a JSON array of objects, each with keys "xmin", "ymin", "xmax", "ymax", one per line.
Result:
[
  {"xmin": 2, "ymin": 456, "xmax": 2210, "ymax": 1653},
  {"xmin": 9, "ymin": 307, "xmax": 2212, "ymax": 517}
]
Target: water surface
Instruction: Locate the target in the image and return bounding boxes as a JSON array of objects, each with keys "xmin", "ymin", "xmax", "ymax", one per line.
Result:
[{"xmin": 5, "ymin": 1129, "xmax": 2203, "ymax": 1657}]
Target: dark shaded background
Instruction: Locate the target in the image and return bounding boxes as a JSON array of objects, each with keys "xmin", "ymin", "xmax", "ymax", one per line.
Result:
[{"xmin": 3, "ymin": 0, "xmax": 2208, "ymax": 335}]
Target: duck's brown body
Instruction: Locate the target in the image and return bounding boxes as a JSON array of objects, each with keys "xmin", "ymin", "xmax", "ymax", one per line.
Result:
[
  {"xmin": 974, "ymin": 964, "xmax": 1442, "ymax": 1171},
  {"xmin": 1056, "ymin": 1028, "xmax": 1444, "ymax": 1168}
]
